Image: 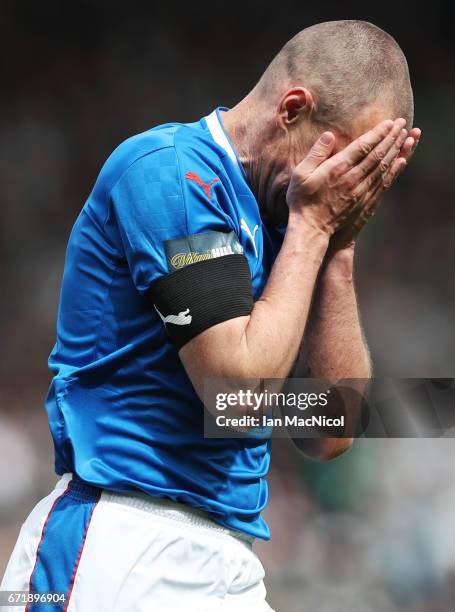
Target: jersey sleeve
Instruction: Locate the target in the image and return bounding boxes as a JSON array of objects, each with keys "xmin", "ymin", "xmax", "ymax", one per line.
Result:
[{"xmin": 110, "ymin": 145, "xmax": 254, "ymax": 349}]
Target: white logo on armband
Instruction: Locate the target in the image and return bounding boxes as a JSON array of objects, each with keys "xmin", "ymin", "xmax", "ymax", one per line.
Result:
[{"xmin": 155, "ymin": 307, "xmax": 192, "ymax": 326}]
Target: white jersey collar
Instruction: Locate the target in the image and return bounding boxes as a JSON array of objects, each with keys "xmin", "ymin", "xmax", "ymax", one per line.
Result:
[{"xmin": 205, "ymin": 108, "xmax": 241, "ymax": 172}]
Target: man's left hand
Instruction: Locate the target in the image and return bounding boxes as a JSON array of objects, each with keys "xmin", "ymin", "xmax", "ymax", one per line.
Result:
[{"xmin": 329, "ymin": 126, "xmax": 421, "ymax": 252}]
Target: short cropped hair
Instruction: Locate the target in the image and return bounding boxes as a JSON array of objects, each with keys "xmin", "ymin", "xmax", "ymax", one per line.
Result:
[{"xmin": 259, "ymin": 20, "xmax": 414, "ymax": 131}]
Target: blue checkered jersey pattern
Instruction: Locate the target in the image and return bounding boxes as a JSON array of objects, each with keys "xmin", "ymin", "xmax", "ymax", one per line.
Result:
[{"xmin": 46, "ymin": 109, "xmax": 283, "ymax": 539}]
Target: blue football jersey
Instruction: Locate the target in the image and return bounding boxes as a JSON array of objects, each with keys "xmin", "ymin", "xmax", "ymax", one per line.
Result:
[{"xmin": 46, "ymin": 108, "xmax": 283, "ymax": 539}]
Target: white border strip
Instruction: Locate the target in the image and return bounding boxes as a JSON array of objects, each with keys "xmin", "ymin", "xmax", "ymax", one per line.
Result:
[{"xmin": 205, "ymin": 110, "xmax": 241, "ymax": 171}]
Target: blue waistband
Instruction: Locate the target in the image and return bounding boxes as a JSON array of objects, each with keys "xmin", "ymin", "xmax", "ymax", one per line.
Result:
[{"xmin": 66, "ymin": 475, "xmax": 102, "ymax": 503}]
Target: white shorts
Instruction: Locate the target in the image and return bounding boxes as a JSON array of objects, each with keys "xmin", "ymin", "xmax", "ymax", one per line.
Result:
[{"xmin": 1, "ymin": 474, "xmax": 274, "ymax": 612}]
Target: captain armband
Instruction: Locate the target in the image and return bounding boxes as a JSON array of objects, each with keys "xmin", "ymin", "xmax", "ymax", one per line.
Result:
[{"xmin": 149, "ymin": 231, "xmax": 254, "ymax": 349}]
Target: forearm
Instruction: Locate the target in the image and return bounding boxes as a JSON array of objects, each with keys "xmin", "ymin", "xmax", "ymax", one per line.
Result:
[
  {"xmin": 300, "ymin": 246, "xmax": 371, "ymax": 379},
  {"xmin": 240, "ymin": 214, "xmax": 329, "ymax": 378},
  {"xmin": 181, "ymin": 213, "xmax": 329, "ymax": 386},
  {"xmin": 290, "ymin": 246, "xmax": 370, "ymax": 460}
]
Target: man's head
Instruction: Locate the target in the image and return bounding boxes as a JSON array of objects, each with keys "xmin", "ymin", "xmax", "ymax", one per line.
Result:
[{"xmin": 225, "ymin": 20, "xmax": 414, "ymax": 225}]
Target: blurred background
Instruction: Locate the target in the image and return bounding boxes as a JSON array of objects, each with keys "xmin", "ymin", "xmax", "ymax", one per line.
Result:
[{"xmin": 0, "ymin": 1, "xmax": 454, "ymax": 610}]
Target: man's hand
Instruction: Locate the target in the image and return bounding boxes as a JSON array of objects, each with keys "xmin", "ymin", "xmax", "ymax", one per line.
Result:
[
  {"xmin": 329, "ymin": 126, "xmax": 421, "ymax": 251},
  {"xmin": 286, "ymin": 118, "xmax": 413, "ymax": 237}
]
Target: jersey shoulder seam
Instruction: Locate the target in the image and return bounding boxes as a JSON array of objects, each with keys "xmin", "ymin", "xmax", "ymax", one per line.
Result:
[{"xmin": 172, "ymin": 142, "xmax": 190, "ymax": 236}]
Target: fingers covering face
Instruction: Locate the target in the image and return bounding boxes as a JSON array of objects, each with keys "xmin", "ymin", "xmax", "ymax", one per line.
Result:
[
  {"xmin": 361, "ymin": 125, "xmax": 420, "ymax": 198},
  {"xmin": 351, "ymin": 120, "xmax": 407, "ymax": 181},
  {"xmin": 354, "ymin": 127, "xmax": 408, "ymax": 195},
  {"xmin": 307, "ymin": 118, "xmax": 400, "ymax": 190},
  {"xmin": 295, "ymin": 131, "xmax": 336, "ymax": 178},
  {"xmin": 365, "ymin": 155, "xmax": 408, "ymax": 205},
  {"xmin": 328, "ymin": 118, "xmax": 415, "ymax": 201},
  {"xmin": 335, "ymin": 118, "xmax": 397, "ymax": 169},
  {"xmin": 399, "ymin": 128, "xmax": 421, "ymax": 162}
]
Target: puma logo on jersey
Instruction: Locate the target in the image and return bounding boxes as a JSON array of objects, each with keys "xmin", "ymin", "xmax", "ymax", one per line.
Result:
[
  {"xmin": 155, "ymin": 307, "xmax": 192, "ymax": 326},
  {"xmin": 185, "ymin": 171, "xmax": 220, "ymax": 202},
  {"xmin": 240, "ymin": 218, "xmax": 259, "ymax": 259}
]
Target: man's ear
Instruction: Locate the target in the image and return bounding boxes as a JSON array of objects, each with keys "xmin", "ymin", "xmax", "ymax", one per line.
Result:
[{"xmin": 278, "ymin": 88, "xmax": 315, "ymax": 128}]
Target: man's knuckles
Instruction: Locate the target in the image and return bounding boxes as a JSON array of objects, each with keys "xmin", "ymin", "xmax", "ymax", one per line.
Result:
[{"xmin": 355, "ymin": 138, "xmax": 374, "ymax": 158}]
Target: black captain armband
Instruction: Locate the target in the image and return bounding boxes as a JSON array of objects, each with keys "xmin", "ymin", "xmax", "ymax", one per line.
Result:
[{"xmin": 149, "ymin": 254, "xmax": 254, "ymax": 349}]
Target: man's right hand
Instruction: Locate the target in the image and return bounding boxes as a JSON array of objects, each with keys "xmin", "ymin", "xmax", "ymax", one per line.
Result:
[{"xmin": 286, "ymin": 118, "xmax": 408, "ymax": 236}]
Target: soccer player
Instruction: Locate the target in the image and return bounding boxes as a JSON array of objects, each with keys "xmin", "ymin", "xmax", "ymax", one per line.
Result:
[{"xmin": 1, "ymin": 20, "xmax": 419, "ymax": 611}]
